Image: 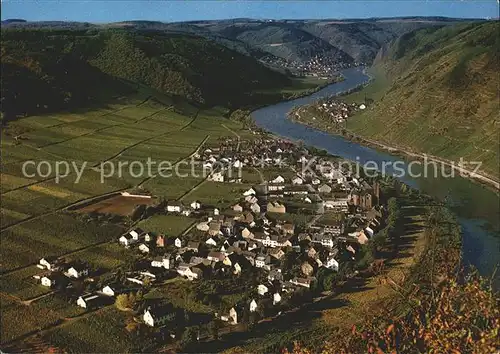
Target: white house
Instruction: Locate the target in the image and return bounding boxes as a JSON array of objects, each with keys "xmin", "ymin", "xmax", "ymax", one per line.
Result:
[
  {"xmin": 213, "ymin": 208, "xmax": 220, "ymax": 216},
  {"xmin": 66, "ymin": 265, "xmax": 88, "ymax": 279},
  {"xmin": 138, "ymin": 243, "xmax": 150, "ymax": 254},
  {"xmin": 311, "ymin": 178, "xmax": 321, "ymax": 185},
  {"xmin": 365, "ymin": 227, "xmax": 374, "ymax": 238},
  {"xmin": 271, "ymin": 175, "xmax": 285, "ymax": 184},
  {"xmin": 273, "ymin": 292, "xmax": 282, "ymax": 305},
  {"xmin": 144, "ymin": 233, "xmax": 153, "ymax": 242},
  {"xmin": 77, "ymin": 293, "xmax": 102, "ymax": 309},
  {"xmin": 41, "ymin": 275, "xmax": 56, "ymax": 287},
  {"xmin": 190, "ymin": 201, "xmax": 201, "ymax": 210},
  {"xmin": 291, "ymin": 176, "xmax": 304, "ymax": 185},
  {"xmin": 325, "ymin": 257, "xmax": 339, "ymax": 271},
  {"xmin": 249, "ymin": 299, "xmax": 258, "ymax": 312},
  {"xmin": 174, "ymin": 238, "xmax": 182, "ymax": 248},
  {"xmin": 359, "ymin": 104, "xmax": 366, "ymax": 110},
  {"xmin": 119, "ymin": 235, "xmax": 138, "ymax": 247},
  {"xmin": 205, "ymin": 237, "xmax": 218, "ymax": 246},
  {"xmin": 39, "ymin": 257, "xmax": 58, "ymax": 271},
  {"xmin": 257, "ymin": 284, "xmax": 269, "ymax": 296},
  {"xmin": 250, "ymin": 203, "xmax": 261, "ymax": 214},
  {"xmin": 243, "ymin": 187, "xmax": 256, "ymax": 197},
  {"xmin": 233, "ymin": 160, "xmax": 243, "ymax": 168},
  {"xmin": 101, "ymin": 285, "xmax": 116, "ymax": 297},
  {"xmin": 129, "ymin": 229, "xmax": 142, "ymax": 240},
  {"xmin": 143, "ymin": 308, "xmax": 170, "ymax": 327},
  {"xmin": 167, "ymin": 202, "xmax": 182, "ymax": 213},
  {"xmin": 210, "ymin": 172, "xmax": 225, "ymax": 183}
]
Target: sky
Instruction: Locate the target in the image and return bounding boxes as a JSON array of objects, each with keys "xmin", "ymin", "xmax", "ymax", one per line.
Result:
[{"xmin": 1, "ymin": 1, "xmax": 498, "ymax": 23}]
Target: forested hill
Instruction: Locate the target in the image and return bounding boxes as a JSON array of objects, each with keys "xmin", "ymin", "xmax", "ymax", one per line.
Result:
[
  {"xmin": 0, "ymin": 29, "xmax": 290, "ymax": 122},
  {"xmin": 348, "ymin": 21, "xmax": 499, "ymax": 176}
]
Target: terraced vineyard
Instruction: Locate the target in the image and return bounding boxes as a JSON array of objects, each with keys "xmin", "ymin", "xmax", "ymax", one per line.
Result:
[{"xmin": 0, "ymin": 90, "xmax": 260, "ymax": 347}]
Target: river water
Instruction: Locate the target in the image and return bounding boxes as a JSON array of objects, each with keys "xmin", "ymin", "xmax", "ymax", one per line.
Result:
[{"xmin": 251, "ymin": 67, "xmax": 499, "ymax": 282}]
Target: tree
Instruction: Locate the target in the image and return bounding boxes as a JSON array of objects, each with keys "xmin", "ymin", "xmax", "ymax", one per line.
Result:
[{"xmin": 115, "ymin": 293, "xmax": 136, "ymax": 311}]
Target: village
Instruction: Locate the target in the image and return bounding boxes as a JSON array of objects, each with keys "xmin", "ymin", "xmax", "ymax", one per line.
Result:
[
  {"xmin": 260, "ymin": 54, "xmax": 357, "ymax": 78},
  {"xmin": 30, "ymin": 132, "xmax": 385, "ymax": 345},
  {"xmin": 290, "ymin": 96, "xmax": 368, "ymax": 127}
]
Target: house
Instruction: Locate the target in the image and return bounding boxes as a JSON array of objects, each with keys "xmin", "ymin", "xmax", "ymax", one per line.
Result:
[
  {"xmin": 129, "ymin": 229, "xmax": 143, "ymax": 240},
  {"xmin": 190, "ymin": 201, "xmax": 202, "ymax": 210},
  {"xmin": 138, "ymin": 243, "xmax": 150, "ymax": 254},
  {"xmin": 290, "ymin": 277, "xmax": 316, "ymax": 288},
  {"xmin": 311, "ymin": 178, "xmax": 321, "ymax": 185},
  {"xmin": 318, "ymin": 184, "xmax": 332, "ymax": 194},
  {"xmin": 39, "ymin": 257, "xmax": 59, "ymax": 271},
  {"xmin": 304, "ymin": 196, "xmax": 312, "ymax": 204},
  {"xmin": 257, "ymin": 284, "xmax": 269, "ymax": 296},
  {"xmin": 205, "ymin": 237, "xmax": 218, "ymax": 246},
  {"xmin": 144, "ymin": 233, "xmax": 153, "ymax": 242},
  {"xmin": 143, "ymin": 307, "xmax": 172, "ymax": 327},
  {"xmin": 196, "ymin": 222, "xmax": 210, "ymax": 232},
  {"xmin": 250, "ymin": 203, "xmax": 261, "ymax": 214},
  {"xmin": 307, "ymin": 247, "xmax": 318, "ymax": 259},
  {"xmin": 249, "ymin": 299, "xmax": 258, "ymax": 312},
  {"xmin": 119, "ymin": 234, "xmax": 138, "ymax": 247},
  {"xmin": 167, "ymin": 201, "xmax": 183, "ymax": 213},
  {"xmin": 213, "ymin": 208, "xmax": 220, "ymax": 216},
  {"xmin": 241, "ymin": 227, "xmax": 253, "ymax": 239},
  {"xmin": 267, "ymin": 201, "xmax": 286, "ymax": 214},
  {"xmin": 210, "ymin": 171, "xmax": 225, "ymax": 182},
  {"xmin": 243, "ymin": 187, "xmax": 256, "ymax": 197},
  {"xmin": 269, "ymin": 248, "xmax": 285, "ymax": 260},
  {"xmin": 233, "ymin": 262, "xmax": 242, "ymax": 275},
  {"xmin": 101, "ymin": 285, "xmax": 118, "ymax": 297},
  {"xmin": 324, "ymin": 199, "xmax": 349, "ymax": 212},
  {"xmin": 41, "ymin": 275, "xmax": 57, "ymax": 287},
  {"xmin": 325, "ymin": 257, "xmax": 339, "ymax": 271},
  {"xmin": 77, "ymin": 293, "xmax": 107, "ymax": 309},
  {"xmin": 174, "ymin": 237, "xmax": 183, "ymax": 248},
  {"xmin": 151, "ymin": 254, "xmax": 173, "ymax": 269},
  {"xmin": 232, "ymin": 204, "xmax": 243, "ymax": 212},
  {"xmin": 245, "ymin": 195, "xmax": 259, "ymax": 204},
  {"xmin": 292, "ymin": 176, "xmax": 304, "ymax": 185},
  {"xmin": 176, "ymin": 264, "xmax": 203, "ymax": 280},
  {"xmin": 207, "ymin": 251, "xmax": 225, "ymax": 263},
  {"xmin": 65, "ymin": 264, "xmax": 89, "ymax": 279},
  {"xmin": 187, "ymin": 241, "xmax": 200, "ymax": 252},
  {"xmin": 221, "ymin": 306, "xmax": 241, "ymax": 325},
  {"xmin": 365, "ymin": 226, "xmax": 374, "ymax": 238},
  {"xmin": 271, "ymin": 175, "xmax": 285, "ymax": 184},
  {"xmin": 312, "ymin": 233, "xmax": 335, "ymax": 248},
  {"xmin": 255, "ymin": 255, "xmax": 271, "ymax": 270},
  {"xmin": 273, "ymin": 292, "xmax": 282, "ymax": 305}
]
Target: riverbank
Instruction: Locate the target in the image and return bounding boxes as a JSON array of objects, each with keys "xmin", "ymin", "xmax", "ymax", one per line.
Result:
[{"xmin": 289, "ymin": 106, "xmax": 500, "ymax": 193}]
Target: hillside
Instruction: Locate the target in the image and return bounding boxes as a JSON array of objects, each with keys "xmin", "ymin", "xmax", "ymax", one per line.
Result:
[
  {"xmin": 0, "ymin": 28, "xmax": 290, "ymax": 122},
  {"xmin": 346, "ymin": 21, "xmax": 499, "ymax": 177}
]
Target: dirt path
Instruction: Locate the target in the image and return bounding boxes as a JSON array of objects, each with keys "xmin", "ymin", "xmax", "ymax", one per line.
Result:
[{"xmin": 222, "ymin": 123, "xmax": 241, "ymax": 151}]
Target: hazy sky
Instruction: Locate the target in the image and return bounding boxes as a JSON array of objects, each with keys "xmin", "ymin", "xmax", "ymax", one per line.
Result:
[{"xmin": 1, "ymin": 1, "xmax": 498, "ymax": 22}]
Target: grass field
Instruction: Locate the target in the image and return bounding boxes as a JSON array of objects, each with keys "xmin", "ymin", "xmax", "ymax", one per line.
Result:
[{"xmin": 137, "ymin": 214, "xmax": 197, "ymax": 237}]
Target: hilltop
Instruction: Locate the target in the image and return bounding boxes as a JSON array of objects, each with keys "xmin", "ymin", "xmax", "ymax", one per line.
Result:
[
  {"xmin": 1, "ymin": 17, "xmax": 468, "ymax": 65},
  {"xmin": 0, "ymin": 28, "xmax": 290, "ymax": 122},
  {"xmin": 346, "ymin": 21, "xmax": 499, "ymax": 177}
]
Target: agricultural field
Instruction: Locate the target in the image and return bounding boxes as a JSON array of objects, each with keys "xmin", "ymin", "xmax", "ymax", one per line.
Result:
[
  {"xmin": 0, "ymin": 90, "xmax": 256, "ymax": 350},
  {"xmin": 41, "ymin": 307, "xmax": 135, "ymax": 353},
  {"xmin": 137, "ymin": 214, "xmax": 197, "ymax": 237},
  {"xmin": 76, "ymin": 195, "xmax": 157, "ymax": 216}
]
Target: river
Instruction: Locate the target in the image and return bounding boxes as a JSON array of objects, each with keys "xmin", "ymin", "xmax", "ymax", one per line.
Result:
[{"xmin": 252, "ymin": 67, "xmax": 499, "ymax": 283}]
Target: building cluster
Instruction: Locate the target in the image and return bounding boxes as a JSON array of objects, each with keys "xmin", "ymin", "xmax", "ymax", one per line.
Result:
[
  {"xmin": 259, "ymin": 54, "xmax": 356, "ymax": 78},
  {"xmin": 314, "ymin": 98, "xmax": 366, "ymax": 124},
  {"xmin": 32, "ymin": 135, "xmax": 384, "ymax": 329}
]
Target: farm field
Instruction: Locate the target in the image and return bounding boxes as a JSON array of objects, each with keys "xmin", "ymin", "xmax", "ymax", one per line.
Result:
[
  {"xmin": 0, "ymin": 90, "xmax": 256, "ymax": 350},
  {"xmin": 137, "ymin": 214, "xmax": 197, "ymax": 237},
  {"xmin": 76, "ymin": 195, "xmax": 157, "ymax": 216}
]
